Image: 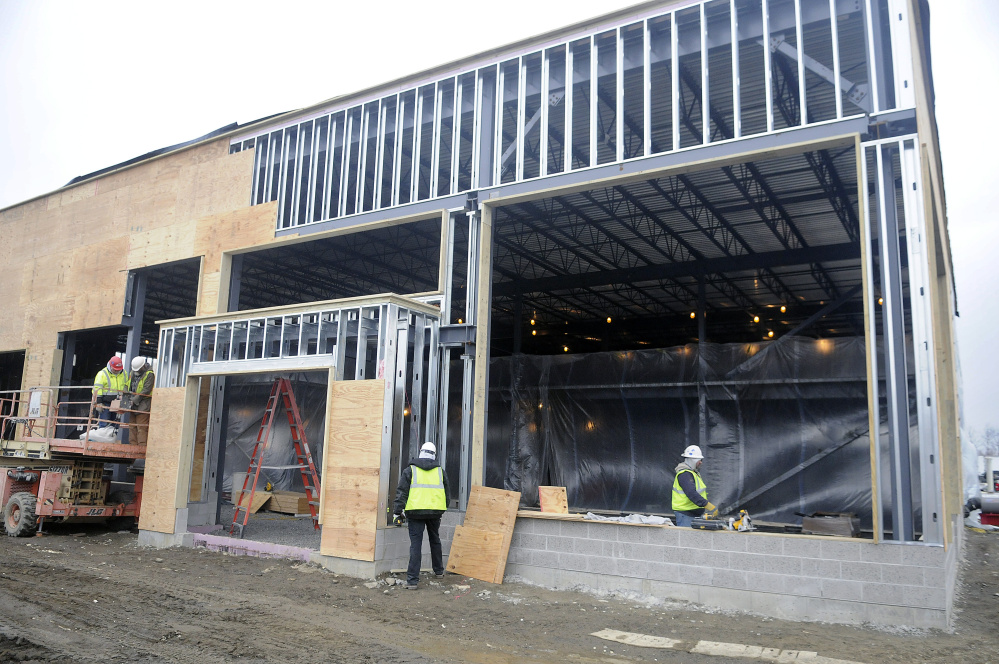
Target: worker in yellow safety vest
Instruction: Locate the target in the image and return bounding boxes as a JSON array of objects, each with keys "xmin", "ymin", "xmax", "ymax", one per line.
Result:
[
  {"xmin": 672, "ymin": 445, "xmax": 719, "ymax": 527},
  {"xmin": 393, "ymin": 441, "xmax": 451, "ymax": 589},
  {"xmin": 122, "ymin": 356, "xmax": 155, "ymax": 445},
  {"xmin": 92, "ymin": 356, "xmax": 128, "ymax": 429}
]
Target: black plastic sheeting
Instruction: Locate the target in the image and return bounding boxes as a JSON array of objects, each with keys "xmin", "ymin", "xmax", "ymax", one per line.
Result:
[
  {"xmin": 221, "ymin": 372, "xmax": 328, "ymax": 494},
  {"xmin": 486, "ymin": 337, "xmax": 877, "ymax": 528}
]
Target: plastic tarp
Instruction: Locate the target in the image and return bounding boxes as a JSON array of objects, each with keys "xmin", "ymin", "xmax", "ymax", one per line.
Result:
[
  {"xmin": 221, "ymin": 372, "xmax": 328, "ymax": 494},
  {"xmin": 486, "ymin": 337, "xmax": 878, "ymax": 528}
]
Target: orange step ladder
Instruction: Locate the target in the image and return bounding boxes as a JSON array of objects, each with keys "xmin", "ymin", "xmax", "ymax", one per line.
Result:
[{"xmin": 230, "ymin": 378, "xmax": 321, "ymax": 538}]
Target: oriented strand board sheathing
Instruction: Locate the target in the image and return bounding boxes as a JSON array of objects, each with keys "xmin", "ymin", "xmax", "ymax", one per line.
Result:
[
  {"xmin": 319, "ymin": 380, "xmax": 385, "ymax": 562},
  {"xmin": 137, "ymin": 387, "xmax": 188, "ymax": 534},
  {"xmin": 446, "ymin": 485, "xmax": 521, "ymax": 584},
  {"xmin": 538, "ymin": 486, "xmax": 569, "ymax": 514}
]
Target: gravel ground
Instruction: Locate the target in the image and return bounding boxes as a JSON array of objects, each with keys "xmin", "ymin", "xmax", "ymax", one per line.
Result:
[{"xmin": 218, "ymin": 503, "xmax": 321, "ymax": 549}]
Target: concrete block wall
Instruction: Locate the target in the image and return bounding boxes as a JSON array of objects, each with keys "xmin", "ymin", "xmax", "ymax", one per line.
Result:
[
  {"xmin": 505, "ymin": 517, "xmax": 957, "ymax": 629},
  {"xmin": 373, "ymin": 511, "xmax": 459, "ymax": 576}
]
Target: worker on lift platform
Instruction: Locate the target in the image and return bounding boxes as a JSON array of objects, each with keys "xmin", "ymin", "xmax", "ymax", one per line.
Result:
[
  {"xmin": 92, "ymin": 356, "xmax": 127, "ymax": 430},
  {"xmin": 122, "ymin": 356, "xmax": 154, "ymax": 445},
  {"xmin": 672, "ymin": 445, "xmax": 719, "ymax": 527}
]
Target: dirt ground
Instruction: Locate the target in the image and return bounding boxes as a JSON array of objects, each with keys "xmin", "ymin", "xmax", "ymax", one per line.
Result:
[{"xmin": 0, "ymin": 524, "xmax": 996, "ymax": 664}]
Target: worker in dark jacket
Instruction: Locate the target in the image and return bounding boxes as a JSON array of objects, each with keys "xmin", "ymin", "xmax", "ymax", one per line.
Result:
[
  {"xmin": 393, "ymin": 441, "xmax": 450, "ymax": 589},
  {"xmin": 671, "ymin": 445, "xmax": 718, "ymax": 527}
]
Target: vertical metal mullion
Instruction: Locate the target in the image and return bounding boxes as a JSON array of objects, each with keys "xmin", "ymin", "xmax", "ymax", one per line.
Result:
[
  {"xmin": 430, "ymin": 82, "xmax": 442, "ymax": 197},
  {"xmin": 589, "ymin": 37, "xmax": 598, "ymax": 167},
  {"xmin": 413, "ymin": 92, "xmax": 425, "ymax": 202},
  {"xmin": 671, "ymin": 13, "xmax": 680, "ymax": 151},
  {"xmin": 860, "ymin": 146, "xmax": 881, "ymax": 541},
  {"xmin": 306, "ymin": 120, "xmax": 319, "ymax": 223},
  {"xmin": 250, "ymin": 139, "xmax": 261, "ymax": 205},
  {"xmin": 616, "ymin": 27, "xmax": 625, "ymax": 161},
  {"xmin": 339, "ymin": 111, "xmax": 354, "ymax": 218},
  {"xmin": 763, "ymin": 0, "xmax": 774, "ymax": 133},
  {"xmin": 321, "ymin": 114, "xmax": 335, "ymax": 220},
  {"xmin": 450, "ymin": 78, "xmax": 460, "ymax": 194},
  {"xmin": 731, "ymin": 0, "xmax": 741, "ymax": 138},
  {"xmin": 887, "ymin": 0, "xmax": 915, "ymax": 108},
  {"xmin": 275, "ymin": 129, "xmax": 289, "ymax": 229},
  {"xmin": 441, "ymin": 212, "xmax": 456, "ymax": 321},
  {"xmin": 903, "ymin": 140, "xmax": 941, "ymax": 542},
  {"xmin": 540, "ymin": 50, "xmax": 550, "ymax": 176},
  {"xmin": 263, "ymin": 132, "xmax": 274, "ymax": 205},
  {"xmin": 863, "ymin": 0, "xmax": 881, "ymax": 114},
  {"xmin": 471, "ymin": 71, "xmax": 483, "ymax": 189},
  {"xmin": 333, "ymin": 312, "xmax": 347, "ymax": 381},
  {"xmin": 493, "ymin": 65, "xmax": 505, "ymax": 184},
  {"xmin": 290, "ymin": 125, "xmax": 305, "ymax": 226},
  {"xmin": 516, "ymin": 56, "xmax": 526, "ymax": 181},
  {"xmin": 700, "ymin": 3, "xmax": 710, "ymax": 144},
  {"xmin": 565, "ymin": 43, "xmax": 574, "ymax": 172},
  {"xmin": 408, "ymin": 315, "xmax": 426, "ymax": 456},
  {"xmin": 876, "ymin": 142, "xmax": 913, "ymax": 541},
  {"xmin": 830, "ymin": 0, "xmax": 843, "ymax": 119},
  {"xmin": 423, "ymin": 320, "xmax": 440, "ymax": 451},
  {"xmin": 374, "ymin": 100, "xmax": 387, "ymax": 209},
  {"xmin": 391, "ymin": 95, "xmax": 404, "ymax": 207},
  {"xmin": 643, "ymin": 21, "xmax": 651, "ymax": 156},
  {"xmin": 795, "ymin": 0, "xmax": 807, "ymax": 124}
]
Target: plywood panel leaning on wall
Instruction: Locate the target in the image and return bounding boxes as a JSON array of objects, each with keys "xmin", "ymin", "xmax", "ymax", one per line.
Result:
[
  {"xmin": 446, "ymin": 485, "xmax": 521, "ymax": 584},
  {"xmin": 320, "ymin": 380, "xmax": 385, "ymax": 561},
  {"xmin": 138, "ymin": 387, "xmax": 189, "ymax": 534}
]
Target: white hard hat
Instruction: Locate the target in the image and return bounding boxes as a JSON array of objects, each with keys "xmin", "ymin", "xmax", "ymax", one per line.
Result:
[
  {"xmin": 420, "ymin": 441, "xmax": 437, "ymax": 455},
  {"xmin": 130, "ymin": 356, "xmax": 148, "ymax": 372},
  {"xmin": 682, "ymin": 445, "xmax": 704, "ymax": 460}
]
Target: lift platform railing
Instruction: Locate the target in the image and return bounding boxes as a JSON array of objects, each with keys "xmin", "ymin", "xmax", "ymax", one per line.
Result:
[{"xmin": 0, "ymin": 386, "xmax": 148, "ymax": 459}]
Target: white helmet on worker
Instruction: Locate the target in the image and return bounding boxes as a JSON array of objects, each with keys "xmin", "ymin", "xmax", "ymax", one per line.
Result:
[
  {"xmin": 130, "ymin": 356, "xmax": 148, "ymax": 372},
  {"xmin": 682, "ymin": 445, "xmax": 704, "ymax": 460},
  {"xmin": 420, "ymin": 441, "xmax": 437, "ymax": 458}
]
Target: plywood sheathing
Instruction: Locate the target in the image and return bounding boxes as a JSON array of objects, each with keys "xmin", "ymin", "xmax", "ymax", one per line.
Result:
[
  {"xmin": 319, "ymin": 379, "xmax": 385, "ymax": 562},
  {"xmin": 0, "ymin": 140, "xmax": 263, "ymax": 391},
  {"xmin": 538, "ymin": 486, "xmax": 569, "ymax": 514},
  {"xmin": 188, "ymin": 377, "xmax": 212, "ymax": 502},
  {"xmin": 138, "ymin": 385, "xmax": 192, "ymax": 534},
  {"xmin": 446, "ymin": 485, "xmax": 521, "ymax": 584}
]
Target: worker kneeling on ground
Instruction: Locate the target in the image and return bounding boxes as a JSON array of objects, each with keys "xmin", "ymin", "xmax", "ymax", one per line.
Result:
[
  {"xmin": 122, "ymin": 356, "xmax": 154, "ymax": 445},
  {"xmin": 393, "ymin": 441, "xmax": 450, "ymax": 590},
  {"xmin": 92, "ymin": 356, "xmax": 127, "ymax": 431},
  {"xmin": 671, "ymin": 445, "xmax": 718, "ymax": 527}
]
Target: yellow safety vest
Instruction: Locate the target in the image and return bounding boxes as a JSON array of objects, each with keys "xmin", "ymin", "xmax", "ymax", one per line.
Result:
[
  {"xmin": 132, "ymin": 369, "xmax": 155, "ymax": 396},
  {"xmin": 672, "ymin": 468, "xmax": 707, "ymax": 512},
  {"xmin": 405, "ymin": 466, "xmax": 446, "ymax": 512},
  {"xmin": 93, "ymin": 367, "xmax": 128, "ymax": 396}
]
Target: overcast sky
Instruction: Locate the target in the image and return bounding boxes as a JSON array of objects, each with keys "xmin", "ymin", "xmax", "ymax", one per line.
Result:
[{"xmin": 0, "ymin": 0, "xmax": 995, "ymax": 436}]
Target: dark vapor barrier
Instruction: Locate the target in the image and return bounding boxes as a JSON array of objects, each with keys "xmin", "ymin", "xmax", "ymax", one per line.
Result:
[
  {"xmin": 222, "ymin": 372, "xmax": 328, "ymax": 493},
  {"xmin": 486, "ymin": 337, "xmax": 875, "ymax": 528}
]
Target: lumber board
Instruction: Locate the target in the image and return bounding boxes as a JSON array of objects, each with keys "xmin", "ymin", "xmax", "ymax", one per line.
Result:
[
  {"xmin": 319, "ymin": 380, "xmax": 385, "ymax": 562},
  {"xmin": 188, "ymin": 377, "xmax": 212, "ymax": 501},
  {"xmin": 538, "ymin": 486, "xmax": 569, "ymax": 514},
  {"xmin": 445, "ymin": 526, "xmax": 505, "ymax": 582},
  {"xmin": 447, "ymin": 485, "xmax": 521, "ymax": 584},
  {"xmin": 137, "ymin": 387, "xmax": 188, "ymax": 534},
  {"xmin": 267, "ymin": 490, "xmax": 309, "ymax": 514},
  {"xmin": 235, "ymin": 490, "xmax": 272, "ymax": 514}
]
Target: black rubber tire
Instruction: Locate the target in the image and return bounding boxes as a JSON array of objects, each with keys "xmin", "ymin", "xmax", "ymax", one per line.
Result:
[
  {"xmin": 4, "ymin": 492, "xmax": 38, "ymax": 537},
  {"xmin": 105, "ymin": 491, "xmax": 136, "ymax": 530}
]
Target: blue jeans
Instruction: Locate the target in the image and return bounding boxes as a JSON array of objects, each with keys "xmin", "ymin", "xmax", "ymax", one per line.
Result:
[
  {"xmin": 675, "ymin": 512, "xmax": 694, "ymax": 528},
  {"xmin": 407, "ymin": 517, "xmax": 443, "ymax": 585}
]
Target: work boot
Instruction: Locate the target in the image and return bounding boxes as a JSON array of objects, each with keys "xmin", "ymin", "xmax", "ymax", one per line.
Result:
[
  {"xmin": 434, "ymin": 572, "xmax": 445, "ymax": 579},
  {"xmin": 405, "ymin": 583, "xmax": 418, "ymax": 590}
]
